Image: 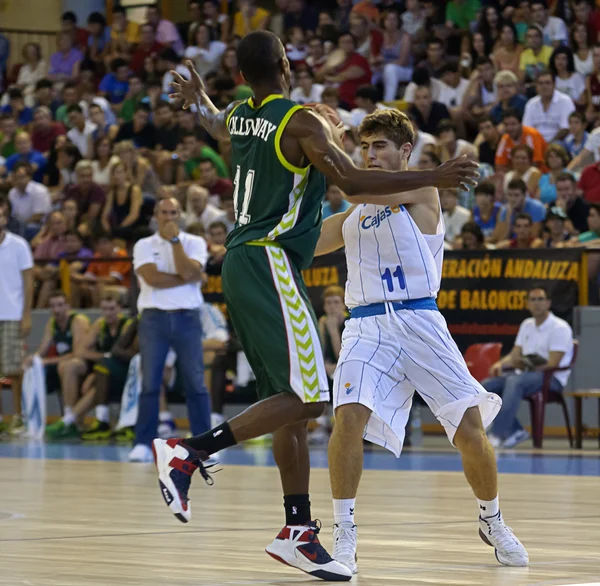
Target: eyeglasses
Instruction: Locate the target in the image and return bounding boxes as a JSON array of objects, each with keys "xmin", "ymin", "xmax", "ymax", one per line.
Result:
[{"xmin": 529, "ymin": 297, "xmax": 547, "ymax": 302}]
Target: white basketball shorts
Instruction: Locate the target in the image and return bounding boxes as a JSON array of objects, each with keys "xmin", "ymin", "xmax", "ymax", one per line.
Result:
[{"xmin": 333, "ymin": 308, "xmax": 502, "ymax": 457}]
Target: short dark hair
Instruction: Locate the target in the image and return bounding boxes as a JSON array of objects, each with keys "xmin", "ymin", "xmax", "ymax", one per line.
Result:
[
  {"xmin": 61, "ymin": 11, "xmax": 77, "ymax": 23},
  {"xmin": 209, "ymin": 221, "xmax": 228, "ymax": 233},
  {"xmin": 159, "ymin": 48, "xmax": 180, "ymax": 63},
  {"xmin": 530, "ymin": 0, "xmax": 548, "ymax": 9},
  {"xmin": 12, "ymin": 161, "xmax": 33, "ymax": 176},
  {"xmin": 67, "ymin": 104, "xmax": 83, "ymax": 115},
  {"xmin": 63, "ymin": 80, "xmax": 78, "ymax": 92},
  {"xmin": 507, "ymin": 178, "xmax": 527, "ymax": 194},
  {"xmin": 89, "ymin": 102, "xmax": 103, "ymax": 112},
  {"xmin": 438, "ymin": 62, "xmax": 460, "ymax": 76},
  {"xmin": 460, "ymin": 221, "xmax": 485, "ymax": 246},
  {"xmin": 569, "ymin": 111, "xmax": 586, "ymax": 123},
  {"xmin": 198, "ymin": 158, "xmax": 216, "ymax": 167},
  {"xmin": 236, "ymin": 30, "xmax": 286, "ymax": 85},
  {"xmin": 111, "ymin": 58, "xmax": 128, "ymax": 72},
  {"xmin": 64, "ymin": 229, "xmax": 82, "ymax": 239},
  {"xmin": 475, "ymin": 56, "xmax": 494, "ymax": 68},
  {"xmin": 588, "ymin": 202, "xmax": 600, "ymax": 215},
  {"xmin": 49, "ymin": 289, "xmax": 67, "ymax": 300},
  {"xmin": 35, "ymin": 79, "xmax": 53, "ymax": 91},
  {"xmin": 411, "ymin": 67, "xmax": 431, "ymax": 86},
  {"xmin": 502, "ymin": 108, "xmax": 522, "ymax": 122},
  {"xmin": 8, "ymin": 88, "xmax": 23, "ymax": 100},
  {"xmin": 478, "ymin": 115, "xmax": 494, "ymax": 126},
  {"xmin": 355, "ymin": 85, "xmax": 379, "ymax": 104},
  {"xmin": 135, "ymin": 102, "xmax": 152, "ymax": 114},
  {"xmin": 155, "ymin": 100, "xmax": 174, "ymax": 112},
  {"xmin": 94, "ymin": 232, "xmax": 112, "ymax": 243},
  {"xmin": 536, "ymin": 70, "xmax": 555, "ymax": 83},
  {"xmin": 181, "ymin": 130, "xmax": 199, "ymax": 141},
  {"xmin": 437, "ymin": 119, "xmax": 457, "ymax": 136},
  {"xmin": 528, "ymin": 283, "xmax": 551, "ymax": 299},
  {"xmin": 556, "ymin": 171, "xmax": 577, "ymax": 185},
  {"xmin": 515, "ymin": 212, "xmax": 533, "ymax": 225},
  {"xmin": 88, "ymin": 11, "xmax": 106, "ymax": 26},
  {"xmin": 427, "ymin": 37, "xmax": 443, "ymax": 48},
  {"xmin": 113, "ymin": 5, "xmax": 126, "ymax": 15},
  {"xmin": 359, "ymin": 109, "xmax": 415, "ymax": 147},
  {"xmin": 474, "ymin": 181, "xmax": 496, "ymax": 197}
]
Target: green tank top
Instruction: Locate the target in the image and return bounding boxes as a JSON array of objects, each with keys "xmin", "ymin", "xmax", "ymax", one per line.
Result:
[
  {"xmin": 96, "ymin": 315, "xmax": 128, "ymax": 353},
  {"xmin": 51, "ymin": 313, "xmax": 77, "ymax": 356},
  {"xmin": 225, "ymin": 95, "xmax": 326, "ymax": 269}
]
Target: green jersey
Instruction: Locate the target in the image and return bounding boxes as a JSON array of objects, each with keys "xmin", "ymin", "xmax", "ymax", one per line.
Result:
[
  {"xmin": 225, "ymin": 95, "xmax": 326, "ymax": 269},
  {"xmin": 51, "ymin": 312, "xmax": 84, "ymax": 355},
  {"xmin": 96, "ymin": 315, "xmax": 129, "ymax": 353}
]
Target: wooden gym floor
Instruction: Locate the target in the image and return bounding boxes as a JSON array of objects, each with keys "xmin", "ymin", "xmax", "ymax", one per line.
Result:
[{"xmin": 0, "ymin": 442, "xmax": 599, "ymax": 586}]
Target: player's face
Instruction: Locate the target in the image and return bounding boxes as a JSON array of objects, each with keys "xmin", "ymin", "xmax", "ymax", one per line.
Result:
[
  {"xmin": 360, "ymin": 134, "xmax": 406, "ymax": 171},
  {"xmin": 49, "ymin": 296, "xmax": 68, "ymax": 319},
  {"xmin": 101, "ymin": 300, "xmax": 120, "ymax": 323}
]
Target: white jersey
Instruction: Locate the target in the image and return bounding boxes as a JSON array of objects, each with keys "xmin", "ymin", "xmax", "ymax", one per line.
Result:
[{"xmin": 342, "ymin": 198, "xmax": 445, "ymax": 309}]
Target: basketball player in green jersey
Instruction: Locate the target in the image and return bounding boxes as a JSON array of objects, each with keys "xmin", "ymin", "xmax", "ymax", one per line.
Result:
[{"xmin": 151, "ymin": 30, "xmax": 478, "ymax": 581}]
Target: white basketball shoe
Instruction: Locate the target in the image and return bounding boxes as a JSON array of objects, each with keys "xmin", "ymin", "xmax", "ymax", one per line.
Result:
[
  {"xmin": 479, "ymin": 511, "xmax": 529, "ymax": 566},
  {"xmin": 333, "ymin": 522, "xmax": 358, "ymax": 574}
]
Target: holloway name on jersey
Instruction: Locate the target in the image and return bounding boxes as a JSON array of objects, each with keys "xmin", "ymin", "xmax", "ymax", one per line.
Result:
[{"xmin": 228, "ymin": 115, "xmax": 277, "ymax": 142}]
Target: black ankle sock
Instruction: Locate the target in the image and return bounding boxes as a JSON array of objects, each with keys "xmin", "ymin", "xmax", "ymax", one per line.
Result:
[
  {"xmin": 183, "ymin": 422, "xmax": 237, "ymax": 456},
  {"xmin": 284, "ymin": 494, "xmax": 311, "ymax": 526}
]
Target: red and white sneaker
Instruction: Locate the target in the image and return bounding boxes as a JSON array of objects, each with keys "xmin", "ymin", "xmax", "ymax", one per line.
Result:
[
  {"xmin": 152, "ymin": 438, "xmax": 213, "ymax": 523},
  {"xmin": 265, "ymin": 521, "xmax": 352, "ymax": 581}
]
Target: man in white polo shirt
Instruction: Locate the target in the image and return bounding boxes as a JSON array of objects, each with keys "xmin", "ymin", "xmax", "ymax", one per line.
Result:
[
  {"xmin": 483, "ymin": 284, "xmax": 574, "ymax": 448},
  {"xmin": 522, "ymin": 71, "xmax": 575, "ymax": 144},
  {"xmin": 0, "ymin": 206, "xmax": 33, "ymax": 434},
  {"xmin": 129, "ymin": 197, "xmax": 211, "ymax": 462}
]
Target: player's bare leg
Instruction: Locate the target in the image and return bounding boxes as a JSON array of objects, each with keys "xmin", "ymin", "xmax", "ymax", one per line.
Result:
[
  {"xmin": 328, "ymin": 403, "xmax": 371, "ymax": 573},
  {"xmin": 454, "ymin": 407, "xmax": 528, "ymax": 566}
]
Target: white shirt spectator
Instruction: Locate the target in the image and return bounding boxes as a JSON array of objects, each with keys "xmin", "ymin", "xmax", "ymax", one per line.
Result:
[
  {"xmin": 184, "ymin": 42, "xmax": 227, "ymax": 78},
  {"xmin": 290, "ymin": 83, "xmax": 325, "ymax": 105},
  {"xmin": 8, "ymin": 180, "xmax": 51, "ymax": 224},
  {"xmin": 522, "ymin": 90, "xmax": 575, "ymax": 143},
  {"xmin": 582, "ymin": 126, "xmax": 600, "ymax": 162},
  {"xmin": 542, "ymin": 16, "xmax": 569, "ymax": 46},
  {"xmin": 443, "ymin": 205, "xmax": 471, "ymax": 244},
  {"xmin": 404, "ymin": 78, "xmax": 443, "ymax": 104},
  {"xmin": 67, "ymin": 120, "xmax": 97, "ymax": 158},
  {"xmin": 162, "ymin": 64, "xmax": 191, "ymax": 97},
  {"xmin": 184, "ymin": 202, "xmax": 227, "ymax": 231},
  {"xmin": 91, "ymin": 156, "xmax": 120, "ymax": 187},
  {"xmin": 80, "ymin": 97, "xmax": 117, "ymax": 126},
  {"xmin": 349, "ymin": 103, "xmax": 391, "ymax": 129},
  {"xmin": 0, "ymin": 232, "xmax": 34, "ymax": 321},
  {"xmin": 555, "ymin": 73, "xmax": 586, "ymax": 102},
  {"xmin": 438, "ymin": 78, "xmax": 470, "ymax": 109},
  {"xmin": 409, "ymin": 130, "xmax": 436, "ymax": 168},
  {"xmin": 134, "ymin": 231, "xmax": 208, "ymax": 311},
  {"xmin": 514, "ymin": 312, "xmax": 574, "ymax": 386}
]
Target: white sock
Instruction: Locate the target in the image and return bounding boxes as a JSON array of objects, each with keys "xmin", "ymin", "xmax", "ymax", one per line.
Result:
[
  {"xmin": 159, "ymin": 411, "xmax": 173, "ymax": 422},
  {"xmin": 477, "ymin": 496, "xmax": 499, "ymax": 519},
  {"xmin": 333, "ymin": 498, "xmax": 356, "ymax": 525},
  {"xmin": 62, "ymin": 411, "xmax": 76, "ymax": 426},
  {"xmin": 95, "ymin": 405, "xmax": 110, "ymax": 424}
]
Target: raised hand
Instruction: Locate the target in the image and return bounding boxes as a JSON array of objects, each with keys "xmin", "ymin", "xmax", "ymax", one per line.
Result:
[
  {"xmin": 434, "ymin": 155, "xmax": 480, "ymax": 191},
  {"xmin": 169, "ymin": 60, "xmax": 205, "ymax": 110}
]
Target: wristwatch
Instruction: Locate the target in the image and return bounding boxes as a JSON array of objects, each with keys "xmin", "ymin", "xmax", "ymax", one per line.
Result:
[{"xmin": 170, "ymin": 236, "xmax": 180, "ymax": 244}]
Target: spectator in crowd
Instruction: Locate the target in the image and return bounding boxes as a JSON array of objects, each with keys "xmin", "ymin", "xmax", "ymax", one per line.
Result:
[
  {"xmin": 49, "ymin": 32, "xmax": 84, "ymax": 83},
  {"xmin": 232, "ymin": 0, "xmax": 271, "ymax": 38},
  {"xmin": 184, "ymin": 184, "xmax": 226, "ymax": 230},
  {"xmin": 531, "ymin": 0, "xmax": 568, "ymax": 48},
  {"xmin": 0, "ymin": 114, "xmax": 18, "ymax": 159},
  {"xmin": 54, "ymin": 81, "xmax": 80, "ymax": 127},
  {"xmin": 113, "ymin": 140, "xmax": 159, "ymax": 199},
  {"xmin": 98, "ymin": 59, "xmax": 130, "ymax": 111},
  {"xmin": 1, "ymin": 88, "xmax": 34, "ymax": 126},
  {"xmin": 458, "ymin": 221, "xmax": 488, "ymax": 251},
  {"xmin": 503, "ymin": 143, "xmax": 543, "ymax": 197},
  {"xmin": 537, "ymin": 143, "xmax": 571, "ymax": 204},
  {"xmin": 562, "ymin": 111, "xmax": 588, "ymax": 159},
  {"xmin": 555, "ymin": 172, "xmax": 589, "ymax": 233},
  {"xmin": 436, "ymin": 119, "xmax": 477, "ymax": 163},
  {"xmin": 131, "ymin": 24, "xmax": 164, "ymax": 76},
  {"xmin": 493, "ymin": 178, "xmax": 546, "ymax": 242},
  {"xmin": 322, "ymin": 183, "xmax": 352, "ymax": 219},
  {"xmin": 578, "ymin": 157, "xmax": 600, "ymax": 204},
  {"xmin": 14, "ymin": 43, "xmax": 47, "ymax": 107},
  {"xmin": 108, "ymin": 4, "xmax": 141, "ymax": 62},
  {"xmin": 197, "ymin": 158, "xmax": 233, "ymax": 205},
  {"xmin": 585, "ymin": 47, "xmax": 600, "ymax": 128},
  {"xmin": 101, "ymin": 161, "xmax": 143, "ymax": 242},
  {"xmin": 45, "ymin": 141, "xmax": 81, "ymax": 197},
  {"xmin": 55, "ymin": 229, "xmax": 94, "ymax": 277},
  {"xmin": 496, "ymin": 212, "xmax": 544, "ymax": 249},
  {"xmin": 71, "ymin": 233, "xmax": 130, "ymax": 308},
  {"xmin": 119, "ymin": 75, "xmax": 146, "ymax": 124},
  {"xmin": 441, "ymin": 188, "xmax": 471, "ymax": 246},
  {"xmin": 407, "ymin": 113, "xmax": 436, "ymax": 169},
  {"xmin": 438, "ymin": 62, "xmax": 470, "ymax": 118},
  {"xmin": 492, "ymin": 21, "xmax": 522, "ymax": 75},
  {"xmin": 33, "ymin": 79, "xmax": 61, "ymax": 117},
  {"xmin": 572, "ymin": 21, "xmax": 593, "ymax": 77},
  {"xmin": 379, "ymin": 10, "xmax": 413, "ymax": 102},
  {"xmin": 290, "ymin": 68, "xmax": 324, "ymax": 104},
  {"xmin": 184, "ymin": 23, "xmax": 227, "ymax": 79},
  {"xmin": 89, "ymin": 104, "xmax": 119, "ymax": 145},
  {"xmin": 67, "ymin": 105, "xmax": 97, "ymax": 159},
  {"xmin": 418, "ymin": 37, "xmax": 446, "ymax": 79},
  {"xmin": 550, "ymin": 46, "xmax": 586, "ymax": 105},
  {"xmin": 522, "ymin": 71, "xmax": 575, "ymax": 144},
  {"xmin": 147, "ymin": 4, "xmax": 184, "ymax": 55},
  {"xmin": 490, "ymin": 70, "xmax": 528, "ymax": 125},
  {"xmin": 178, "ymin": 130, "xmax": 228, "ymax": 180},
  {"xmin": 318, "ymin": 285, "xmax": 347, "ymax": 381},
  {"xmin": 8, "ymin": 161, "xmax": 51, "ymax": 240},
  {"xmin": 204, "ymin": 220, "xmax": 228, "ymax": 274},
  {"xmin": 6, "ymin": 132, "xmax": 47, "ymax": 183},
  {"xmin": 462, "ymin": 58, "xmax": 497, "ymax": 129},
  {"xmin": 410, "ymin": 85, "xmax": 451, "ymax": 136},
  {"xmin": 519, "ymin": 25, "xmax": 553, "ymax": 85},
  {"xmin": 404, "ymin": 66, "xmax": 443, "ymax": 104},
  {"xmin": 60, "ymin": 11, "xmax": 89, "ymax": 50},
  {"xmin": 31, "ymin": 106, "xmax": 66, "ymax": 157},
  {"xmin": 543, "ymin": 206, "xmax": 571, "ymax": 247},
  {"xmin": 483, "ymin": 284, "xmax": 574, "ymax": 448},
  {"xmin": 64, "ymin": 160, "xmax": 105, "ymax": 235},
  {"xmin": 572, "ymin": 202, "xmax": 600, "ymax": 245},
  {"xmin": 477, "ymin": 116, "xmax": 502, "ymax": 167},
  {"xmin": 0, "ymin": 205, "xmax": 33, "ymax": 434},
  {"xmin": 472, "ymin": 181, "xmax": 502, "ymax": 240},
  {"xmin": 86, "ymin": 11, "xmax": 110, "ymax": 66},
  {"xmin": 573, "ymin": 0, "xmax": 600, "ymax": 45},
  {"xmin": 22, "ymin": 290, "xmax": 90, "ymax": 429},
  {"xmin": 115, "ymin": 103, "xmax": 157, "ymax": 153},
  {"xmin": 495, "ymin": 108, "xmax": 547, "ymax": 172}
]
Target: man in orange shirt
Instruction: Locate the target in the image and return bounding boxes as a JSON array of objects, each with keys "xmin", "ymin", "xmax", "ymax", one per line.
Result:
[
  {"xmin": 495, "ymin": 108, "xmax": 547, "ymax": 172},
  {"xmin": 71, "ymin": 233, "xmax": 130, "ymax": 307}
]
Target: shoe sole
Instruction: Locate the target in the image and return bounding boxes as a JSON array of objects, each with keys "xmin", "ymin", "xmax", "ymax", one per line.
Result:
[
  {"xmin": 479, "ymin": 529, "xmax": 528, "ymax": 567},
  {"xmin": 265, "ymin": 541, "xmax": 352, "ymax": 582},
  {"xmin": 152, "ymin": 439, "xmax": 190, "ymax": 524}
]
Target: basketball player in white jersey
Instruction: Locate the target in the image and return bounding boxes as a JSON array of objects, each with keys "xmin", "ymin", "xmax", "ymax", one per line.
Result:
[{"xmin": 315, "ymin": 110, "xmax": 529, "ymax": 572}]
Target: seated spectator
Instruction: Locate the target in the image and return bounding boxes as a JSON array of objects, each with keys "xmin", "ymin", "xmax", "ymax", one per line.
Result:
[
  {"xmin": 578, "ymin": 159, "xmax": 600, "ymax": 204},
  {"xmin": 71, "ymin": 233, "xmax": 130, "ymax": 307},
  {"xmin": 98, "ymin": 58, "xmax": 130, "ymax": 110},
  {"xmin": 147, "ymin": 4, "xmax": 184, "ymax": 55},
  {"xmin": 0, "ymin": 196, "xmax": 24, "ymax": 236},
  {"xmin": 496, "ymin": 212, "xmax": 544, "ymax": 248},
  {"xmin": 522, "ymin": 71, "xmax": 575, "ymax": 145},
  {"xmin": 436, "ymin": 119, "xmax": 478, "ymax": 163},
  {"xmin": 348, "ymin": 85, "xmax": 389, "ymax": 129},
  {"xmin": 184, "ymin": 184, "xmax": 226, "ymax": 230},
  {"xmin": 290, "ymin": 68, "xmax": 324, "ymax": 105},
  {"xmin": 323, "ymin": 183, "xmax": 352, "ymax": 219},
  {"xmin": 572, "ymin": 203, "xmax": 600, "ymax": 245},
  {"xmin": 113, "ymin": 140, "xmax": 159, "ymax": 199},
  {"xmin": 472, "ymin": 181, "xmax": 502, "ymax": 240},
  {"xmin": 502, "ymin": 144, "xmax": 543, "ymax": 197},
  {"xmin": 349, "ymin": 11, "xmax": 383, "ymax": 63},
  {"xmin": 477, "ymin": 116, "xmax": 501, "ymax": 167},
  {"xmin": 157, "ymin": 48, "xmax": 190, "ymax": 99},
  {"xmin": 154, "ymin": 100, "xmax": 182, "ymax": 152},
  {"xmin": 33, "ymin": 79, "xmax": 61, "ymax": 118},
  {"xmin": 130, "ymin": 24, "xmax": 165, "ymax": 76},
  {"xmin": 0, "ymin": 114, "xmax": 18, "ymax": 159},
  {"xmin": 119, "ymin": 75, "xmax": 146, "ymax": 124},
  {"xmin": 115, "ymin": 103, "xmax": 157, "ymax": 154},
  {"xmin": 203, "ymin": 0, "xmax": 229, "ymax": 42},
  {"xmin": 404, "ymin": 67, "xmax": 444, "ymax": 104},
  {"xmin": 61, "ymin": 199, "xmax": 79, "ymax": 232},
  {"xmin": 66, "ymin": 105, "xmax": 97, "ymax": 158},
  {"xmin": 492, "ymin": 21, "xmax": 522, "ymax": 75},
  {"xmin": 537, "ymin": 143, "xmax": 572, "ymax": 204},
  {"xmin": 286, "ymin": 26, "xmax": 309, "ymax": 67},
  {"xmin": 495, "ymin": 109, "xmax": 547, "ymax": 172},
  {"xmin": 64, "ymin": 160, "xmax": 105, "ymax": 235},
  {"xmin": 101, "ymin": 161, "xmax": 143, "ymax": 243},
  {"xmin": 86, "ymin": 11, "xmax": 110, "ymax": 66},
  {"xmin": 54, "ymin": 81, "xmax": 80, "ymax": 127},
  {"xmin": 45, "ymin": 141, "xmax": 80, "ymax": 198},
  {"xmin": 56, "ymin": 229, "xmax": 94, "ymax": 272},
  {"xmin": 457, "ymin": 221, "xmax": 489, "ymax": 250},
  {"xmin": 379, "ymin": 10, "xmax": 413, "ymax": 102},
  {"xmin": 402, "ymin": 0, "xmax": 425, "ymax": 41},
  {"xmin": 184, "ymin": 22, "xmax": 227, "ymax": 79},
  {"xmin": 418, "ymin": 148, "xmax": 442, "ymax": 170},
  {"xmin": 320, "ymin": 87, "xmax": 354, "ymax": 128},
  {"xmin": 437, "ymin": 62, "xmax": 470, "ymax": 117},
  {"xmin": 49, "ymin": 32, "xmax": 84, "ymax": 83},
  {"xmin": 550, "ymin": 46, "xmax": 586, "ymax": 106},
  {"xmin": 31, "ymin": 106, "xmax": 66, "ymax": 157},
  {"xmin": 60, "ymin": 10, "xmax": 89, "ymax": 51},
  {"xmin": 417, "ymin": 37, "xmax": 446, "ymax": 79},
  {"xmin": 409, "ymin": 85, "xmax": 451, "ymax": 136},
  {"xmin": 441, "ymin": 188, "xmax": 470, "ymax": 246},
  {"xmin": 306, "ymin": 36, "xmax": 328, "ymax": 78},
  {"xmin": 88, "ymin": 103, "xmax": 119, "ymax": 146},
  {"xmin": 493, "ymin": 178, "xmax": 546, "ymax": 242},
  {"xmin": 572, "ymin": 21, "xmax": 593, "ymax": 77},
  {"xmin": 205, "ymin": 220, "xmax": 228, "ymax": 275},
  {"xmin": 108, "ymin": 4, "xmax": 141, "ymax": 63},
  {"xmin": 489, "ymin": 70, "xmax": 528, "ymax": 125},
  {"xmin": 407, "ymin": 112, "xmax": 436, "ymax": 169},
  {"xmin": 0, "ymin": 88, "xmax": 34, "ymax": 126},
  {"xmin": 519, "ymin": 25, "xmax": 553, "ymax": 86},
  {"xmin": 219, "ymin": 47, "xmax": 245, "ymax": 87},
  {"xmin": 555, "ymin": 172, "xmax": 589, "ymax": 233},
  {"xmin": 461, "ymin": 58, "xmax": 497, "ymax": 127},
  {"xmin": 197, "ymin": 158, "xmax": 233, "ymax": 206},
  {"xmin": 483, "ymin": 284, "xmax": 574, "ymax": 448},
  {"xmin": 8, "ymin": 161, "xmax": 51, "ymax": 240},
  {"xmin": 318, "ymin": 285, "xmax": 348, "ymax": 381},
  {"xmin": 15, "ymin": 43, "xmax": 47, "ymax": 107},
  {"xmin": 531, "ymin": 0, "xmax": 568, "ymax": 48},
  {"xmin": 232, "ymin": 0, "xmax": 271, "ymax": 38},
  {"xmin": 5, "ymin": 131, "xmax": 47, "ymax": 183},
  {"xmin": 562, "ymin": 111, "xmax": 588, "ymax": 160},
  {"xmin": 543, "ymin": 206, "xmax": 571, "ymax": 248},
  {"xmin": 178, "ymin": 130, "xmax": 229, "ymax": 181}
]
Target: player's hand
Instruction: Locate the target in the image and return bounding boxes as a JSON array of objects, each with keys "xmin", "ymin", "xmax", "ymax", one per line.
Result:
[
  {"xmin": 434, "ymin": 155, "xmax": 480, "ymax": 190},
  {"xmin": 169, "ymin": 60, "xmax": 205, "ymax": 110}
]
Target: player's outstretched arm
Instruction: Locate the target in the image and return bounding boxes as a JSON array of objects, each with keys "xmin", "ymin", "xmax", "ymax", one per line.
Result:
[
  {"xmin": 169, "ymin": 60, "xmax": 239, "ymax": 140},
  {"xmin": 314, "ymin": 205, "xmax": 355, "ymax": 257},
  {"xmin": 288, "ymin": 110, "xmax": 479, "ymax": 203}
]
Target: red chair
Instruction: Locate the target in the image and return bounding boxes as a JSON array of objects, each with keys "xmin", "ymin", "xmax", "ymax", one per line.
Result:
[
  {"xmin": 464, "ymin": 343, "xmax": 502, "ymax": 383},
  {"xmin": 526, "ymin": 340, "xmax": 578, "ymax": 449}
]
